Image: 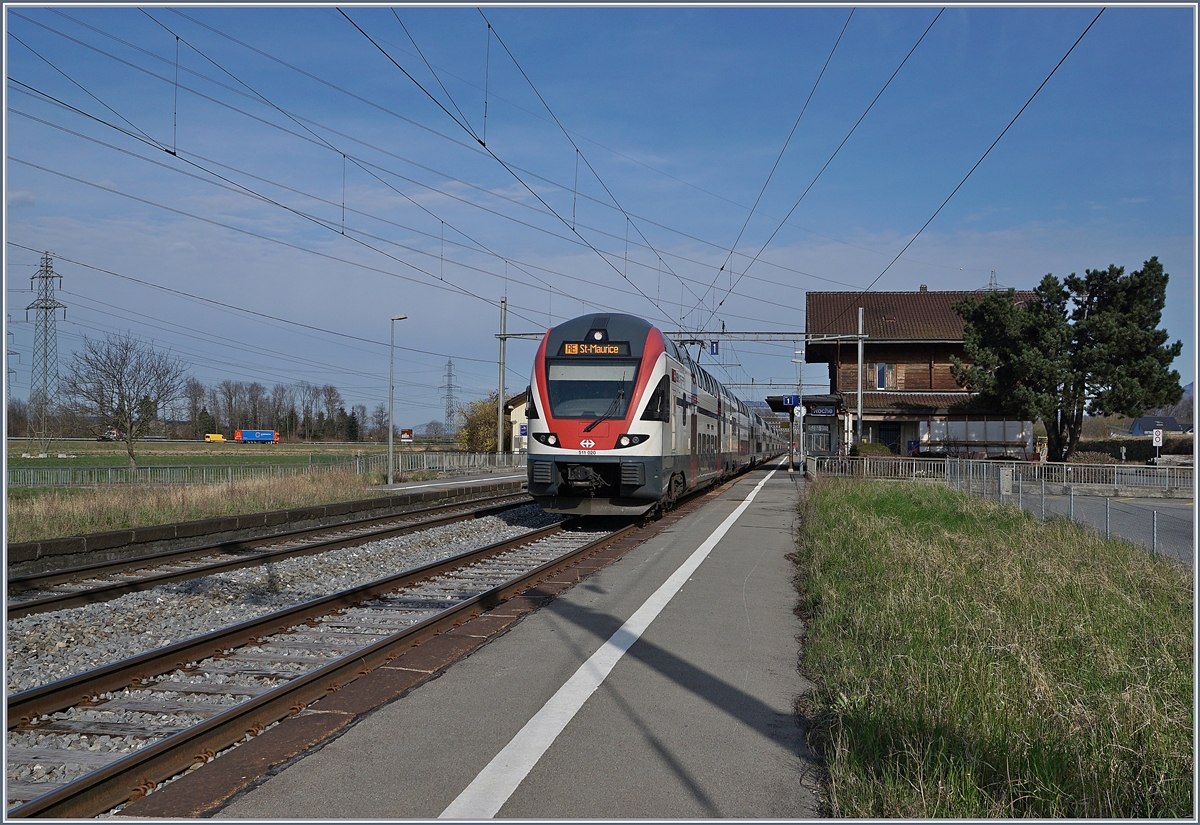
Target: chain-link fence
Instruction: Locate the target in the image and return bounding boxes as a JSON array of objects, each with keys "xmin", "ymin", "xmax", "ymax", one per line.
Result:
[
  {"xmin": 8, "ymin": 451, "xmax": 528, "ymax": 488},
  {"xmin": 812, "ymin": 456, "xmax": 1194, "ymax": 565}
]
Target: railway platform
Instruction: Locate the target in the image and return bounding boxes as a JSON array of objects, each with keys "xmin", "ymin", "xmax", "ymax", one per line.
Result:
[{"xmin": 211, "ymin": 459, "xmax": 817, "ymax": 818}]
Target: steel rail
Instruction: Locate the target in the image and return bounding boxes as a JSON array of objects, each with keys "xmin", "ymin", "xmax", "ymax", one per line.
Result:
[
  {"xmin": 7, "ymin": 521, "xmax": 563, "ymax": 728},
  {"xmin": 8, "ymin": 520, "xmax": 635, "ymax": 818},
  {"xmin": 9, "ymin": 491, "xmax": 530, "ymax": 589},
  {"xmin": 7, "ymin": 495, "xmax": 531, "ymax": 619}
]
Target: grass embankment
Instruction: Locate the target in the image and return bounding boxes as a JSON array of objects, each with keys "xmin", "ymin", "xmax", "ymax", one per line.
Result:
[
  {"xmin": 7, "ymin": 471, "xmax": 388, "ymax": 544},
  {"xmin": 7, "ymin": 439, "xmax": 392, "ymax": 468},
  {"xmin": 796, "ymin": 478, "xmax": 1193, "ymax": 818}
]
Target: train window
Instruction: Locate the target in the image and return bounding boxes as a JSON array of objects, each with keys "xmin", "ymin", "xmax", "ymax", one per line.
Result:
[
  {"xmin": 524, "ymin": 386, "xmax": 539, "ymax": 419},
  {"xmin": 546, "ymin": 361, "xmax": 639, "ymax": 419},
  {"xmin": 640, "ymin": 375, "xmax": 671, "ymax": 422}
]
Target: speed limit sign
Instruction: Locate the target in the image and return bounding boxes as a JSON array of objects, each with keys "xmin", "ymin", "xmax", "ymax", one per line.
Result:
[{"xmin": 1153, "ymin": 428, "xmax": 1164, "ymax": 447}]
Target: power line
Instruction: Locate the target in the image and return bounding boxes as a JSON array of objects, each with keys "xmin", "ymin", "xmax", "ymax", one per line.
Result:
[
  {"xmin": 475, "ymin": 10, "xmax": 704, "ymax": 322},
  {"xmin": 701, "ymin": 7, "xmax": 946, "ymax": 331},
  {"xmin": 340, "ymin": 9, "xmax": 680, "ymax": 329},
  {"xmin": 18, "ymin": 6, "xmax": 974, "ymax": 292},
  {"xmin": 7, "ymin": 21, "xmax": 868, "ymax": 301},
  {"xmin": 5, "ymin": 240, "xmax": 499, "ymax": 366},
  {"xmin": 696, "ymin": 8, "xmax": 855, "ymax": 316},
  {"xmin": 9, "ymin": 104, "xmax": 811, "ymax": 330},
  {"xmin": 161, "ymin": 7, "xmax": 978, "ymax": 278},
  {"xmin": 816, "ymin": 7, "xmax": 1106, "ymax": 333}
]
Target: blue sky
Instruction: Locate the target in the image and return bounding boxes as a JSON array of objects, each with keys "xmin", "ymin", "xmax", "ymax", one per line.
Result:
[{"xmin": 5, "ymin": 5, "xmax": 1195, "ymax": 429}]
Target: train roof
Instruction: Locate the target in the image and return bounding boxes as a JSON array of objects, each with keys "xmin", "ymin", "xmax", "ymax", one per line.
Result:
[{"xmin": 546, "ymin": 314, "xmax": 657, "ymax": 358}]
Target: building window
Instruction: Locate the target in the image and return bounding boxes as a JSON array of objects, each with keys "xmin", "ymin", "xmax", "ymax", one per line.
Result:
[{"xmin": 876, "ymin": 362, "xmax": 896, "ymax": 389}]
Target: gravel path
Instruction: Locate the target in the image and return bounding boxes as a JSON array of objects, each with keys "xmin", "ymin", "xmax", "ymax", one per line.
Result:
[{"xmin": 7, "ymin": 505, "xmax": 561, "ymax": 695}]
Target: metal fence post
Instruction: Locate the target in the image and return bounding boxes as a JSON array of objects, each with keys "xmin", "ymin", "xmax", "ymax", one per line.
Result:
[
  {"xmin": 1041, "ymin": 478, "xmax": 1045, "ymax": 521},
  {"xmin": 1105, "ymin": 498, "xmax": 1110, "ymax": 539},
  {"xmin": 1069, "ymin": 485, "xmax": 1074, "ymax": 521},
  {"xmin": 1152, "ymin": 511, "xmax": 1158, "ymax": 556},
  {"xmin": 1018, "ymin": 475, "xmax": 1023, "ymax": 512}
]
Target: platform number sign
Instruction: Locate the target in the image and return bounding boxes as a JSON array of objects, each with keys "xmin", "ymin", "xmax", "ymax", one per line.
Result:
[
  {"xmin": 710, "ymin": 341, "xmax": 719, "ymax": 356},
  {"xmin": 1153, "ymin": 428, "xmax": 1163, "ymax": 447},
  {"xmin": 782, "ymin": 395, "xmax": 801, "ymax": 407}
]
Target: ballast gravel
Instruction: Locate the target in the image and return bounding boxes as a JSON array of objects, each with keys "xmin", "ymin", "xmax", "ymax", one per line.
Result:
[{"xmin": 7, "ymin": 505, "xmax": 561, "ymax": 694}]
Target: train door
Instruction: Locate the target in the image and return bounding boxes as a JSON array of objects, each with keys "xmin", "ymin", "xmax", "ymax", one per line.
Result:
[
  {"xmin": 689, "ymin": 408, "xmax": 698, "ymax": 487},
  {"xmin": 716, "ymin": 397, "xmax": 722, "ymax": 475}
]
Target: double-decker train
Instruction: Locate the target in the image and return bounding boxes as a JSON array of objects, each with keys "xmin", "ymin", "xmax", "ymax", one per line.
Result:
[{"xmin": 525, "ymin": 313, "xmax": 785, "ymax": 516}]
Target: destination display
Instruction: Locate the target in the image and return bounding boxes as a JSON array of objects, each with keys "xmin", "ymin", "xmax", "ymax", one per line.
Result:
[{"xmin": 559, "ymin": 341, "xmax": 631, "ymax": 356}]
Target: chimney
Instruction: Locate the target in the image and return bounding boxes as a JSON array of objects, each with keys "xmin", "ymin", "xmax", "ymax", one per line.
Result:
[{"xmin": 919, "ymin": 284, "xmax": 927, "ymax": 292}]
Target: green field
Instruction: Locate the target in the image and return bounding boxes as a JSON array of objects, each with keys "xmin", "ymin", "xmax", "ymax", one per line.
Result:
[
  {"xmin": 795, "ymin": 478, "xmax": 1192, "ymax": 818},
  {"xmin": 7, "ymin": 439, "xmax": 403, "ymax": 468}
]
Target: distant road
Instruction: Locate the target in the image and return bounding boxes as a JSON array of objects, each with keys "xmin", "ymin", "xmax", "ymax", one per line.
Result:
[{"xmin": 1016, "ymin": 492, "xmax": 1193, "ymax": 565}]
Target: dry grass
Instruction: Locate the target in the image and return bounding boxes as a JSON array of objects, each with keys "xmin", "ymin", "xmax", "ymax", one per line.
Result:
[
  {"xmin": 7, "ymin": 471, "xmax": 388, "ymax": 543},
  {"xmin": 795, "ymin": 478, "xmax": 1193, "ymax": 818}
]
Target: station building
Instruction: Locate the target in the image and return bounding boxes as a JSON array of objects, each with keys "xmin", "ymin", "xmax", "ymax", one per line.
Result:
[{"xmin": 802, "ymin": 287, "xmax": 1037, "ymax": 458}]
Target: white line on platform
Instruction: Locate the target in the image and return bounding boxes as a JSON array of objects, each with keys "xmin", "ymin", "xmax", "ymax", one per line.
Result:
[{"xmin": 439, "ymin": 468, "xmax": 779, "ymax": 819}]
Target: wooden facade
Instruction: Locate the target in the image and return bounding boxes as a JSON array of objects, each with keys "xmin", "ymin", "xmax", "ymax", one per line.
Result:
[{"xmin": 805, "ymin": 288, "xmax": 1037, "ymax": 457}]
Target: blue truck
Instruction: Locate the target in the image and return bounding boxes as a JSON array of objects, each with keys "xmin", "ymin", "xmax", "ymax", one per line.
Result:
[{"xmin": 234, "ymin": 429, "xmax": 279, "ymax": 444}]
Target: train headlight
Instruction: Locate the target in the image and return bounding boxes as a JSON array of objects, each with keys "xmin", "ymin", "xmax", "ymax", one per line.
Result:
[
  {"xmin": 532, "ymin": 432, "xmax": 559, "ymax": 447},
  {"xmin": 614, "ymin": 433, "xmax": 647, "ymax": 449}
]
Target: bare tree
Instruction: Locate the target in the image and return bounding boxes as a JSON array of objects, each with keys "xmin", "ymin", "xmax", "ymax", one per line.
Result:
[
  {"xmin": 206, "ymin": 386, "xmax": 223, "ymax": 431},
  {"xmin": 321, "ymin": 384, "xmax": 343, "ymax": 424},
  {"xmin": 61, "ymin": 332, "xmax": 188, "ymax": 468},
  {"xmin": 217, "ymin": 380, "xmax": 241, "ymax": 434},
  {"xmin": 370, "ymin": 402, "xmax": 388, "ymax": 442},
  {"xmin": 270, "ymin": 382, "xmax": 293, "ymax": 438},
  {"xmin": 246, "ymin": 382, "xmax": 266, "ymax": 427},
  {"xmin": 297, "ymin": 381, "xmax": 320, "ymax": 441},
  {"xmin": 184, "ymin": 378, "xmax": 206, "ymax": 438}
]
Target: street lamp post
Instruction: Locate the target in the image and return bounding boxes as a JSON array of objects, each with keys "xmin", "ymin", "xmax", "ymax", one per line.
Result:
[{"xmin": 388, "ymin": 314, "xmax": 408, "ymax": 485}]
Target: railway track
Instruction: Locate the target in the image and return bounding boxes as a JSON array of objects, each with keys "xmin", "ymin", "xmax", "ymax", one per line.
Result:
[
  {"xmin": 7, "ymin": 492, "xmax": 532, "ymax": 619},
  {"xmin": 7, "ymin": 518, "xmax": 638, "ymax": 817}
]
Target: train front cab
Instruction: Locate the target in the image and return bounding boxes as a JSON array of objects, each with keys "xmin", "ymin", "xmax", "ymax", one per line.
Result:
[{"xmin": 526, "ymin": 314, "xmax": 674, "ymax": 516}]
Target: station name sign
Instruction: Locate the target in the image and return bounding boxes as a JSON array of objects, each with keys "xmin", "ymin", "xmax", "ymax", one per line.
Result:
[{"xmin": 560, "ymin": 341, "xmax": 630, "ymax": 356}]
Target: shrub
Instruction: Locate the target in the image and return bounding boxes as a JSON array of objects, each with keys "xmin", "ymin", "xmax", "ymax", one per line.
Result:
[{"xmin": 850, "ymin": 441, "xmax": 895, "ymax": 457}]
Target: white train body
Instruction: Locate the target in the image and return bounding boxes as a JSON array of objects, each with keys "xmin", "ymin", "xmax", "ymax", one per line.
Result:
[{"xmin": 526, "ymin": 313, "xmax": 784, "ymax": 516}]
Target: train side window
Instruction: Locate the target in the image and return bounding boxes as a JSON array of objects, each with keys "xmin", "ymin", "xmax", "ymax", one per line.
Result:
[
  {"xmin": 525, "ymin": 386, "xmax": 539, "ymax": 419},
  {"xmin": 640, "ymin": 375, "xmax": 671, "ymax": 422}
]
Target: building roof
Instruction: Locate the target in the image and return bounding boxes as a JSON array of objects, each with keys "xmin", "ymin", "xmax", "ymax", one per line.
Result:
[
  {"xmin": 838, "ymin": 391, "xmax": 986, "ymax": 414},
  {"xmin": 1129, "ymin": 416, "xmax": 1184, "ymax": 433},
  {"xmin": 806, "ymin": 289, "xmax": 1037, "ymax": 339}
]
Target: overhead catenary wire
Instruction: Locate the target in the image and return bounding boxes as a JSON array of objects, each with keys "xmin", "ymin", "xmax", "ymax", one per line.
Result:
[
  {"xmin": 694, "ymin": 8, "xmax": 855, "ymax": 316},
  {"xmin": 816, "ymin": 7, "xmax": 1106, "ymax": 333},
  {"xmin": 8, "ymin": 12, "xmax": 870, "ymax": 298},
  {"xmin": 23, "ymin": 6, "xmax": 975, "ymax": 287},
  {"xmin": 6, "ymin": 143, "xmax": 804, "ymax": 332},
  {"xmin": 10, "ymin": 14, "xmax": 566, "ymax": 330},
  {"xmin": 159, "ymin": 6, "xmax": 983, "ymax": 278},
  {"xmin": 475, "ymin": 9, "xmax": 706, "ymax": 322},
  {"xmin": 701, "ymin": 7, "xmax": 946, "ymax": 331},
  {"xmin": 11, "ymin": 8, "xmax": 825, "ymax": 393},
  {"xmin": 339, "ymin": 8, "xmax": 681, "ymax": 329},
  {"xmin": 137, "ymin": 10, "xmax": 563, "ymax": 324}
]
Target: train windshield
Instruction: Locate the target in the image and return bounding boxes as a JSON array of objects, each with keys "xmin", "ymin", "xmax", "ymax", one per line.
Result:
[{"xmin": 545, "ymin": 360, "xmax": 639, "ymax": 419}]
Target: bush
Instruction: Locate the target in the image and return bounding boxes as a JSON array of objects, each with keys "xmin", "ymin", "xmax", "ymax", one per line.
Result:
[
  {"xmin": 850, "ymin": 441, "xmax": 895, "ymax": 457},
  {"xmin": 1077, "ymin": 434, "xmax": 1191, "ymax": 462},
  {"xmin": 1068, "ymin": 450, "xmax": 1118, "ymax": 464}
]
